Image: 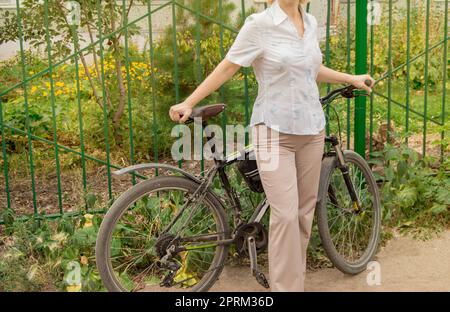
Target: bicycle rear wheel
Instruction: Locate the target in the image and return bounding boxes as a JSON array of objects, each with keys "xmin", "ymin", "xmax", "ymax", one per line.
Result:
[
  {"xmin": 95, "ymin": 176, "xmax": 230, "ymax": 292},
  {"xmin": 316, "ymin": 150, "xmax": 381, "ymax": 274}
]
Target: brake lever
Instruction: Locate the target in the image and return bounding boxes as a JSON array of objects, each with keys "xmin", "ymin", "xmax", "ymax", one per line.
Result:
[
  {"xmin": 342, "ymin": 90, "xmax": 370, "ymax": 99},
  {"xmin": 341, "ymin": 87, "xmax": 356, "ymax": 99},
  {"xmin": 176, "ymin": 112, "xmax": 193, "ymax": 125},
  {"xmin": 341, "ymin": 79, "xmax": 373, "ymax": 99}
]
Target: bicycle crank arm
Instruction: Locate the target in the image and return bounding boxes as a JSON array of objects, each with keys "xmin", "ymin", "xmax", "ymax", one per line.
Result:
[{"xmin": 248, "ymin": 236, "xmax": 270, "ymax": 289}]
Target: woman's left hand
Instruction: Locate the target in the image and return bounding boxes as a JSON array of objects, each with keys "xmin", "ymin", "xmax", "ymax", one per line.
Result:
[{"xmin": 348, "ymin": 74, "xmax": 375, "ymax": 93}]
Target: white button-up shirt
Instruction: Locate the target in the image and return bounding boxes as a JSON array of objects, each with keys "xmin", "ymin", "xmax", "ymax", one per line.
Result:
[{"xmin": 225, "ymin": 0, "xmax": 326, "ymax": 135}]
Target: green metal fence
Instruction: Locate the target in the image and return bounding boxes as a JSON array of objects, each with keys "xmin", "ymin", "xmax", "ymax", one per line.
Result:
[{"xmin": 0, "ymin": 0, "xmax": 448, "ymax": 223}]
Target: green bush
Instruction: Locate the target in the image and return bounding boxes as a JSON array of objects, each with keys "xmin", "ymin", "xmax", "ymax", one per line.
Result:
[
  {"xmin": 0, "ymin": 212, "xmax": 104, "ymax": 292},
  {"xmin": 369, "ymin": 142, "xmax": 450, "ymax": 238}
]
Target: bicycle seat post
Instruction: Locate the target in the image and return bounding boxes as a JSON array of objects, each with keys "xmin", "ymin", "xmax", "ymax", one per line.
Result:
[
  {"xmin": 201, "ymin": 119, "xmax": 221, "ymax": 165},
  {"xmin": 202, "ymin": 119, "xmax": 212, "ymax": 151}
]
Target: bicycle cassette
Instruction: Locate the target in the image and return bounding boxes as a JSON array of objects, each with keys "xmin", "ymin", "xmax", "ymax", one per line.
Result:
[
  {"xmin": 235, "ymin": 222, "xmax": 268, "ymax": 257},
  {"xmin": 155, "ymin": 233, "xmax": 179, "ymax": 258}
]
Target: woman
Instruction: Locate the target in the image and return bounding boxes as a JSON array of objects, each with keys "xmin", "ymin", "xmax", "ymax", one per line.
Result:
[{"xmin": 169, "ymin": 0, "xmax": 374, "ymax": 292}]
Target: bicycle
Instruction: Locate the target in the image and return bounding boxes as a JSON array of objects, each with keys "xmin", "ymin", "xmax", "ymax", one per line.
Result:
[{"xmin": 95, "ymin": 80, "xmax": 381, "ymax": 291}]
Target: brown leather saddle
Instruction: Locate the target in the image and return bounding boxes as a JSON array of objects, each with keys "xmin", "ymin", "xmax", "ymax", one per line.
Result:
[{"xmin": 187, "ymin": 103, "xmax": 226, "ymax": 122}]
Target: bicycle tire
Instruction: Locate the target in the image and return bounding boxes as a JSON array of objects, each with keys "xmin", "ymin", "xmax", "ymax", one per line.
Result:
[
  {"xmin": 95, "ymin": 176, "xmax": 230, "ymax": 292},
  {"xmin": 316, "ymin": 150, "xmax": 381, "ymax": 274}
]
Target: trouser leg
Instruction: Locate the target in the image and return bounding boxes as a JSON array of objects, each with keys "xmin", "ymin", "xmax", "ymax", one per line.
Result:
[
  {"xmin": 295, "ymin": 128, "xmax": 326, "ymax": 282},
  {"xmin": 252, "ymin": 124, "xmax": 303, "ymax": 292}
]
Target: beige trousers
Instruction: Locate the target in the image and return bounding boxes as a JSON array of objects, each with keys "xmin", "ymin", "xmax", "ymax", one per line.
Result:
[{"xmin": 251, "ymin": 123, "xmax": 325, "ymax": 292}]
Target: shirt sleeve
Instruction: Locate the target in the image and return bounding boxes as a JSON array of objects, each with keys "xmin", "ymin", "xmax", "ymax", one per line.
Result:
[{"xmin": 225, "ymin": 14, "xmax": 263, "ymax": 68}]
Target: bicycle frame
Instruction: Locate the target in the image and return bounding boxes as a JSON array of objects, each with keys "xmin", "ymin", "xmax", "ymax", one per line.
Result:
[
  {"xmin": 112, "ymin": 134, "xmax": 363, "ymax": 250},
  {"xmin": 113, "ymin": 88, "xmax": 368, "ymax": 250}
]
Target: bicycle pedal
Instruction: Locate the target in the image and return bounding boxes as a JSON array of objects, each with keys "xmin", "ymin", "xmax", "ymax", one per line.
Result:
[
  {"xmin": 247, "ymin": 236, "xmax": 270, "ymax": 289},
  {"xmin": 256, "ymin": 271, "xmax": 270, "ymax": 289}
]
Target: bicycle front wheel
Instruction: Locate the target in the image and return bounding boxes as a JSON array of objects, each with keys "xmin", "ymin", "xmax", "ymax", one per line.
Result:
[
  {"xmin": 95, "ymin": 176, "xmax": 230, "ymax": 292},
  {"xmin": 316, "ymin": 150, "xmax": 381, "ymax": 274}
]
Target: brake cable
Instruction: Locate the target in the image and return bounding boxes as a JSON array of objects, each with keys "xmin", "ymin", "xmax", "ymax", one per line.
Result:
[{"xmin": 322, "ymin": 96, "xmax": 344, "ymax": 146}]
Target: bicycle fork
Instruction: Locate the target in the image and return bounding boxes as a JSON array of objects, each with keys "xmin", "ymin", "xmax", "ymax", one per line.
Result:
[{"xmin": 328, "ymin": 136, "xmax": 362, "ymax": 213}]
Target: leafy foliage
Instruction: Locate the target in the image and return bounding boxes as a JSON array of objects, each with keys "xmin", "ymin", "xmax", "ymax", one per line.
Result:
[
  {"xmin": 0, "ymin": 212, "xmax": 104, "ymax": 291},
  {"xmin": 325, "ymin": 4, "xmax": 448, "ymax": 89},
  {"xmin": 369, "ymin": 142, "xmax": 449, "ymax": 238},
  {"xmin": 0, "ymin": 0, "xmax": 256, "ymax": 162}
]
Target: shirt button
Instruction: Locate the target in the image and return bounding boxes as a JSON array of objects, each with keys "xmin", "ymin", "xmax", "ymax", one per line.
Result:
[{"xmin": 289, "ymin": 77, "xmax": 296, "ymax": 86}]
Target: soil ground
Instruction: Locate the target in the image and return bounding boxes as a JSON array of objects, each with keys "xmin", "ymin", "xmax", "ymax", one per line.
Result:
[{"xmin": 210, "ymin": 230, "xmax": 450, "ymax": 292}]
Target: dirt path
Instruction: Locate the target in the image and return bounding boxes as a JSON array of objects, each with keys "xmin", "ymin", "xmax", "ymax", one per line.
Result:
[{"xmin": 210, "ymin": 230, "xmax": 450, "ymax": 292}]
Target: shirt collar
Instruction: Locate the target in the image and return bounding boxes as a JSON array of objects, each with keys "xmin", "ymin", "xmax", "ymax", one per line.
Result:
[{"xmin": 270, "ymin": 0, "xmax": 306, "ymax": 27}]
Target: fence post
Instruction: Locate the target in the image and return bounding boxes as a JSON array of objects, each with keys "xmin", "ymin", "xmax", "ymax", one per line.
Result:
[{"xmin": 354, "ymin": 0, "xmax": 368, "ymax": 158}]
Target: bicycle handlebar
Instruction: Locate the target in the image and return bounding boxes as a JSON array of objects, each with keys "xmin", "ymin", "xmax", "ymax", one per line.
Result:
[
  {"xmin": 320, "ymin": 79, "xmax": 372, "ymax": 105},
  {"xmin": 179, "ymin": 81, "xmax": 372, "ymax": 124}
]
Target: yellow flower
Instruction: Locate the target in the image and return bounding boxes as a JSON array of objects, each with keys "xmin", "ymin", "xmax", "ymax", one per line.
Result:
[
  {"xmin": 43, "ymin": 92, "xmax": 48, "ymax": 97},
  {"xmin": 30, "ymin": 86, "xmax": 37, "ymax": 94},
  {"xmin": 83, "ymin": 214, "xmax": 94, "ymax": 228},
  {"xmin": 80, "ymin": 256, "xmax": 89, "ymax": 266},
  {"xmin": 55, "ymin": 81, "xmax": 65, "ymax": 87},
  {"xmin": 66, "ymin": 284, "xmax": 82, "ymax": 292}
]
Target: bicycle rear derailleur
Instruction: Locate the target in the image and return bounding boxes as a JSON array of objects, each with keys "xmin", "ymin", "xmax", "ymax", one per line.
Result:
[{"xmin": 155, "ymin": 233, "xmax": 181, "ymax": 287}]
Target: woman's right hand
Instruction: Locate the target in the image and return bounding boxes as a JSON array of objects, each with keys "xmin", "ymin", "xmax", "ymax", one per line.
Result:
[{"xmin": 169, "ymin": 102, "xmax": 193, "ymax": 123}]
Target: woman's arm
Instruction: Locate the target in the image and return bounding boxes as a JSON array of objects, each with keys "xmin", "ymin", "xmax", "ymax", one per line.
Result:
[
  {"xmin": 316, "ymin": 64, "xmax": 375, "ymax": 93},
  {"xmin": 169, "ymin": 59, "xmax": 241, "ymax": 123}
]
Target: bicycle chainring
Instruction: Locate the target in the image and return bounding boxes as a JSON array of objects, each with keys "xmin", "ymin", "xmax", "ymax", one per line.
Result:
[{"xmin": 235, "ymin": 222, "xmax": 268, "ymax": 257}]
